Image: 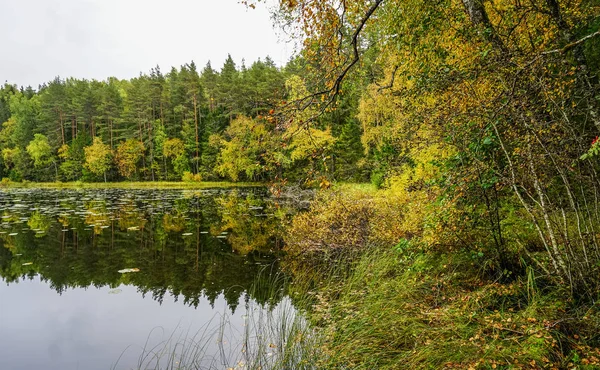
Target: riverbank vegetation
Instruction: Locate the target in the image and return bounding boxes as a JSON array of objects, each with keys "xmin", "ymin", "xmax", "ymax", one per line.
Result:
[
  {"xmin": 0, "ymin": 179, "xmax": 259, "ymax": 189},
  {"xmin": 265, "ymin": 0, "xmax": 600, "ymax": 367},
  {"xmin": 282, "ymin": 187, "xmax": 600, "ymax": 368}
]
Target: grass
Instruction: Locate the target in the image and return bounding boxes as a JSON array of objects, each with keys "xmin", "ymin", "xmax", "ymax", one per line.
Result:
[
  {"xmin": 278, "ymin": 182, "xmax": 600, "ymax": 368},
  {"xmin": 331, "ymin": 182, "xmax": 379, "ymax": 193},
  {"xmin": 112, "ymin": 268, "xmax": 321, "ymax": 370},
  {"xmin": 0, "ymin": 180, "xmax": 261, "ymax": 189},
  {"xmin": 283, "ymin": 246, "xmax": 600, "ymax": 369}
]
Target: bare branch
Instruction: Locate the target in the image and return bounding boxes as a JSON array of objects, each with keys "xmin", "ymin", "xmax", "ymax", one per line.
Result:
[
  {"xmin": 329, "ymin": 0, "xmax": 384, "ymax": 98},
  {"xmin": 541, "ymin": 29, "xmax": 600, "ymax": 56},
  {"xmin": 277, "ymin": 0, "xmax": 384, "ymax": 126}
]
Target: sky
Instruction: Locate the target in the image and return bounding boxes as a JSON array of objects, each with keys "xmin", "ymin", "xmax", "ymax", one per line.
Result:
[{"xmin": 0, "ymin": 0, "xmax": 294, "ymax": 88}]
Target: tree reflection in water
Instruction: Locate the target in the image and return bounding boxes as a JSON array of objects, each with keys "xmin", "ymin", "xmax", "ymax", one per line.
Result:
[{"xmin": 0, "ymin": 187, "xmax": 289, "ymax": 312}]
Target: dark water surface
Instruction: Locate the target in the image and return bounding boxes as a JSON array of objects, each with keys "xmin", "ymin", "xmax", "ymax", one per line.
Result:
[{"xmin": 0, "ymin": 188, "xmax": 291, "ymax": 370}]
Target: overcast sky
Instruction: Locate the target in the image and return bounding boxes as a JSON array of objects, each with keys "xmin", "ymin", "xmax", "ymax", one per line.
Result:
[{"xmin": 1, "ymin": 0, "xmax": 293, "ymax": 88}]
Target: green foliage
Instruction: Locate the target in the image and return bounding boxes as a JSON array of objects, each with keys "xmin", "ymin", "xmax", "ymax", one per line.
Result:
[
  {"xmin": 580, "ymin": 137, "xmax": 600, "ymax": 160},
  {"xmin": 0, "ymin": 50, "xmax": 370, "ymax": 184},
  {"xmin": 0, "ymin": 51, "xmax": 365, "ymax": 183},
  {"xmin": 215, "ymin": 116, "xmax": 280, "ymax": 182},
  {"xmin": 115, "ymin": 139, "xmax": 144, "ymax": 179},
  {"xmin": 84, "ymin": 137, "xmax": 112, "ymax": 180},
  {"xmin": 370, "ymin": 169, "xmax": 385, "ymax": 188},
  {"xmin": 272, "ymin": 0, "xmax": 600, "ymax": 295},
  {"xmin": 181, "ymin": 171, "xmax": 202, "ymax": 182},
  {"xmin": 26, "ymin": 134, "xmax": 53, "ymax": 167},
  {"xmin": 163, "ymin": 137, "xmax": 185, "ymax": 158},
  {"xmin": 59, "ymin": 135, "xmax": 90, "ymax": 181}
]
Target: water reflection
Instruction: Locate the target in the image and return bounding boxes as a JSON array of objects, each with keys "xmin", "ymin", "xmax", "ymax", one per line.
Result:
[
  {"xmin": 0, "ymin": 277, "xmax": 259, "ymax": 370},
  {"xmin": 0, "ymin": 188, "xmax": 285, "ymax": 311}
]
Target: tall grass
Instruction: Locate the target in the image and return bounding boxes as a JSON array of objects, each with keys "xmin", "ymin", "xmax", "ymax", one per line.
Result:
[
  {"xmin": 110, "ymin": 245, "xmax": 600, "ymax": 369},
  {"xmin": 112, "ymin": 268, "xmax": 320, "ymax": 370},
  {"xmin": 284, "ymin": 245, "xmax": 600, "ymax": 369}
]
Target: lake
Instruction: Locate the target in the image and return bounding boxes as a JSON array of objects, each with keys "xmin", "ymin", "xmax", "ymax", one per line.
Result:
[{"xmin": 0, "ymin": 187, "xmax": 299, "ymax": 370}]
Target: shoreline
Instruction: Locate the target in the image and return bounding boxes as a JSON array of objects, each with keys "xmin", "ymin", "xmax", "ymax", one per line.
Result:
[{"xmin": 0, "ymin": 181, "xmax": 263, "ymax": 190}]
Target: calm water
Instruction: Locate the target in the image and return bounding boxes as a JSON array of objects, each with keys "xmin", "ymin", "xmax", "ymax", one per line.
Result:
[{"xmin": 0, "ymin": 188, "xmax": 293, "ymax": 370}]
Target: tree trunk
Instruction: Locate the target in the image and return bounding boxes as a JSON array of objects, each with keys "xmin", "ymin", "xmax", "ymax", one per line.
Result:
[
  {"xmin": 461, "ymin": 0, "xmax": 506, "ymax": 51},
  {"xmin": 461, "ymin": 0, "xmax": 488, "ymax": 25},
  {"xmin": 194, "ymin": 95, "xmax": 199, "ymax": 167},
  {"xmin": 109, "ymin": 118, "xmax": 113, "ymax": 150},
  {"xmin": 59, "ymin": 110, "xmax": 65, "ymax": 145}
]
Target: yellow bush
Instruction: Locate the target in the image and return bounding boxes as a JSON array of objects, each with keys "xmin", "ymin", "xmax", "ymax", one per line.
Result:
[
  {"xmin": 285, "ymin": 135, "xmax": 462, "ymax": 257},
  {"xmin": 285, "ymin": 188, "xmax": 405, "ymax": 257},
  {"xmin": 181, "ymin": 171, "xmax": 202, "ymax": 183}
]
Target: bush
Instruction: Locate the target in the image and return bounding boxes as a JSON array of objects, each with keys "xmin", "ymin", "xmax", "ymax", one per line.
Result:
[
  {"xmin": 285, "ymin": 187, "xmax": 405, "ymax": 258},
  {"xmin": 370, "ymin": 169, "xmax": 386, "ymax": 188},
  {"xmin": 181, "ymin": 171, "xmax": 202, "ymax": 183}
]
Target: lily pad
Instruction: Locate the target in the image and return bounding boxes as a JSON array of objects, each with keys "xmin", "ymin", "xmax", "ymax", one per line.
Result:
[{"xmin": 118, "ymin": 268, "xmax": 140, "ymax": 274}]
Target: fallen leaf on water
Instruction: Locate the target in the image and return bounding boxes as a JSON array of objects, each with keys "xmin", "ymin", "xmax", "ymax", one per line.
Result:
[
  {"xmin": 22, "ymin": 262, "xmax": 33, "ymax": 266},
  {"xmin": 182, "ymin": 232, "xmax": 193, "ymax": 236},
  {"xmin": 118, "ymin": 268, "xmax": 140, "ymax": 273},
  {"xmin": 108, "ymin": 289, "xmax": 122, "ymax": 294}
]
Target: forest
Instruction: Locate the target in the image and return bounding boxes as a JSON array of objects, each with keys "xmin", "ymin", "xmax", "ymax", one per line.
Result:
[{"xmin": 0, "ymin": 55, "xmax": 366, "ymax": 184}]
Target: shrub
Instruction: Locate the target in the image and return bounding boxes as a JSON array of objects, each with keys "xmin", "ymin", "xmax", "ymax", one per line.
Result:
[
  {"xmin": 181, "ymin": 171, "xmax": 202, "ymax": 183},
  {"xmin": 285, "ymin": 188, "xmax": 405, "ymax": 258}
]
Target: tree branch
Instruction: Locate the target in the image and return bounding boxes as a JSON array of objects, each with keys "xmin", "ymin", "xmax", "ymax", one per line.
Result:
[
  {"xmin": 377, "ymin": 65, "xmax": 400, "ymax": 92},
  {"xmin": 541, "ymin": 29, "xmax": 600, "ymax": 56},
  {"xmin": 278, "ymin": 0, "xmax": 384, "ymax": 125}
]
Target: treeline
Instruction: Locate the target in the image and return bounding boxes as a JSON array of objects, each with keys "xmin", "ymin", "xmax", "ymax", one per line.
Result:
[{"xmin": 0, "ymin": 55, "xmax": 367, "ymax": 183}]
